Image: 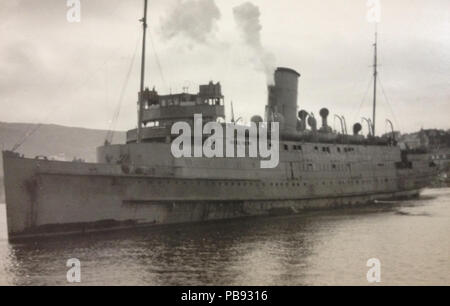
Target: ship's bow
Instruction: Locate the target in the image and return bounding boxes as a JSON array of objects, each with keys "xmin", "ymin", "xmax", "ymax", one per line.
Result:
[{"xmin": 2, "ymin": 151, "xmax": 38, "ymax": 241}]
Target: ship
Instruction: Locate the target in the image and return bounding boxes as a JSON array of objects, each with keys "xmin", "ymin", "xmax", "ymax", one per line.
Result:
[{"xmin": 2, "ymin": 1, "xmax": 437, "ymax": 241}]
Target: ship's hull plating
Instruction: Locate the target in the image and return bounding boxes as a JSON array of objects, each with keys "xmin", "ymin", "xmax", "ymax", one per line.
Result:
[{"xmin": 2, "ymin": 151, "xmax": 431, "ymax": 241}]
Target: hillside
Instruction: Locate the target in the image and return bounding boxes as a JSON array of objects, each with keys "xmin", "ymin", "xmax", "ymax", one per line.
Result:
[{"xmin": 0, "ymin": 122, "xmax": 126, "ymax": 202}]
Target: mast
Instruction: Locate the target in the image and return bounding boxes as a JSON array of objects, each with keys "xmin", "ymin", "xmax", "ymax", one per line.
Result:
[
  {"xmin": 372, "ymin": 26, "xmax": 378, "ymax": 136},
  {"xmin": 137, "ymin": 0, "xmax": 148, "ymax": 143}
]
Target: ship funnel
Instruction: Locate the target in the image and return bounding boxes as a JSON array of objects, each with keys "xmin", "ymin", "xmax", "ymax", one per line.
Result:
[
  {"xmin": 265, "ymin": 67, "xmax": 300, "ymax": 134},
  {"xmin": 353, "ymin": 123, "xmax": 362, "ymax": 135}
]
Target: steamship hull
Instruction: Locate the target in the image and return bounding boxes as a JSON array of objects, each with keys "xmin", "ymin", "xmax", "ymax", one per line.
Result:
[{"xmin": 2, "ymin": 145, "xmax": 434, "ymax": 241}]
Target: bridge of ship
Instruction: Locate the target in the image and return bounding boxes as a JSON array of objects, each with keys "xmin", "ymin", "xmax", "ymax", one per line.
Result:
[{"xmin": 127, "ymin": 82, "xmax": 225, "ymax": 143}]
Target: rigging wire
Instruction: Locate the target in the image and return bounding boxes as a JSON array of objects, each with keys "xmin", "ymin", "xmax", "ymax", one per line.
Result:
[
  {"xmin": 9, "ymin": 1, "xmax": 130, "ymax": 152},
  {"xmin": 377, "ymin": 74, "xmax": 403, "ymax": 133},
  {"xmin": 351, "ymin": 72, "xmax": 373, "ymax": 126},
  {"xmin": 106, "ymin": 36, "xmax": 140, "ymax": 144},
  {"xmin": 10, "ymin": 37, "xmax": 140, "ymax": 152},
  {"xmin": 11, "ymin": 56, "xmax": 113, "ymax": 152},
  {"xmin": 148, "ymin": 28, "xmax": 168, "ymax": 93},
  {"xmin": 11, "ymin": 123, "xmax": 42, "ymax": 152}
]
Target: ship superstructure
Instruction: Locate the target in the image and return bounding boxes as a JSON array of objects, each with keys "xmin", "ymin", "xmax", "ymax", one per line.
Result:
[{"xmin": 1, "ymin": 1, "xmax": 437, "ymax": 241}]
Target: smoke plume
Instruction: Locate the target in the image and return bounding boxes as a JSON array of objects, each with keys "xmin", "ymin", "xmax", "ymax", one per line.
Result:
[
  {"xmin": 160, "ymin": 0, "xmax": 221, "ymax": 44},
  {"xmin": 233, "ymin": 2, "xmax": 276, "ymax": 84}
]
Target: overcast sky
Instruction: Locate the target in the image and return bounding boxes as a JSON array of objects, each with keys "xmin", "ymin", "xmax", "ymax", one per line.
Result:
[{"xmin": 0, "ymin": 0, "xmax": 448, "ymax": 135}]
